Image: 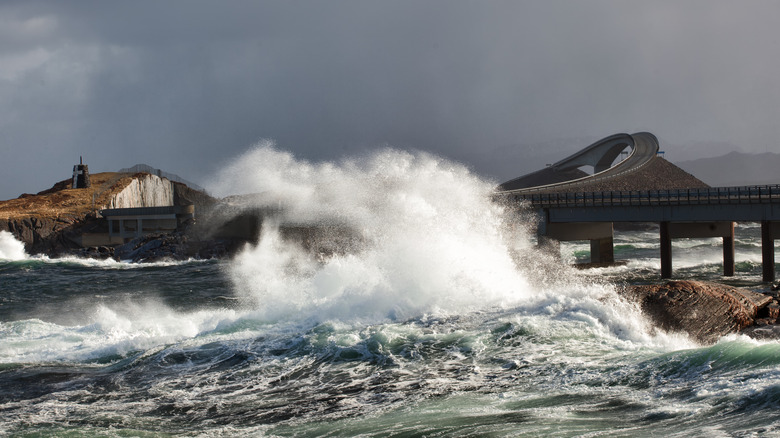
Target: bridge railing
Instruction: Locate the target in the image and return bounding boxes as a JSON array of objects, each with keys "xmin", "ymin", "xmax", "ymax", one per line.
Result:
[{"xmin": 513, "ymin": 185, "xmax": 780, "ymax": 208}]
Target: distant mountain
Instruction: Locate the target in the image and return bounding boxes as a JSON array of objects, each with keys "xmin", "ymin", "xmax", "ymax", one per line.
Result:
[
  {"xmin": 674, "ymin": 152, "xmax": 780, "ymax": 187},
  {"xmin": 118, "ymin": 164, "xmax": 206, "ymax": 192}
]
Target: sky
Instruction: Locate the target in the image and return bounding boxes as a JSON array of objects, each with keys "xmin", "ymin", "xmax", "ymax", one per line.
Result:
[{"xmin": 2, "ymin": 0, "xmax": 779, "ymax": 200}]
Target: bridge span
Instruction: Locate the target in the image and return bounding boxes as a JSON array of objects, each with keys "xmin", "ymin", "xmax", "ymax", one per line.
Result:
[{"xmin": 496, "ymin": 133, "xmax": 780, "ymax": 282}]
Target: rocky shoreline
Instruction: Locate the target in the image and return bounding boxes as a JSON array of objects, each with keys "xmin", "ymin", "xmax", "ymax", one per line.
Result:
[
  {"xmin": 69, "ymin": 226, "xmax": 242, "ymax": 263},
  {"xmin": 622, "ymin": 280, "xmax": 780, "ymax": 343}
]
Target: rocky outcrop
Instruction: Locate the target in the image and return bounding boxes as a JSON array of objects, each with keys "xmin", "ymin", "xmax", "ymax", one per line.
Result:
[
  {"xmin": 173, "ymin": 182, "xmax": 217, "ymax": 215},
  {"xmin": 112, "ymin": 230, "xmax": 236, "ymax": 263},
  {"xmin": 0, "ymin": 172, "xmax": 205, "ymax": 255},
  {"xmin": 625, "ymin": 280, "xmax": 773, "ymax": 344},
  {"xmin": 3, "ymin": 214, "xmax": 83, "ymax": 254}
]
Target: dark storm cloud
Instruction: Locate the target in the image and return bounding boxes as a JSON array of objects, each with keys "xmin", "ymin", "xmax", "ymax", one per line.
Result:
[{"xmin": 2, "ymin": 1, "xmax": 779, "ymax": 199}]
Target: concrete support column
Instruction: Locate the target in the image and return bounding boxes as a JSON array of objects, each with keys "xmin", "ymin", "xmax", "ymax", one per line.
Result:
[
  {"xmin": 660, "ymin": 221, "xmax": 672, "ymax": 279},
  {"xmin": 762, "ymin": 221, "xmax": 775, "ymax": 282},
  {"xmin": 119, "ymin": 219, "xmax": 125, "ymax": 238},
  {"xmin": 538, "ymin": 236, "xmax": 561, "ymax": 260},
  {"xmin": 723, "ymin": 222, "xmax": 735, "ymax": 277},
  {"xmin": 590, "ymin": 237, "xmax": 614, "ymax": 264}
]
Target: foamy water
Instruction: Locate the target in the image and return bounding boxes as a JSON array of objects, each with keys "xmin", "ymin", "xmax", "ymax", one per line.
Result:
[
  {"xmin": 210, "ymin": 144, "xmax": 679, "ymax": 346},
  {"xmin": 1, "ymin": 145, "xmax": 779, "ymax": 436},
  {"xmin": 0, "ymin": 230, "xmax": 27, "ymax": 260}
]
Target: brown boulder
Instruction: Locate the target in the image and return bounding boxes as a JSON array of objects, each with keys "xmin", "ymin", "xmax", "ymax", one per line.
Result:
[{"xmin": 625, "ymin": 280, "xmax": 772, "ymax": 344}]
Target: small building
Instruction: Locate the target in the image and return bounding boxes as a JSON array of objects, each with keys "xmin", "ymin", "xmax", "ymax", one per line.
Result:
[
  {"xmin": 72, "ymin": 157, "xmax": 91, "ymax": 189},
  {"xmin": 99, "ymin": 205, "xmax": 195, "ymax": 241}
]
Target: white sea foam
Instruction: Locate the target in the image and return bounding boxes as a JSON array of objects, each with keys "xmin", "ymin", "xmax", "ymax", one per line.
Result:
[
  {"xmin": 0, "ymin": 230, "xmax": 28, "ymax": 260},
  {"xmin": 1, "ymin": 144, "xmax": 701, "ymax": 365},
  {"xmin": 209, "ymin": 143, "xmax": 686, "ymax": 348},
  {"xmin": 0, "ymin": 303, "xmax": 243, "ymax": 363},
  {"xmin": 39, "ymin": 255, "xmax": 206, "ymax": 269},
  {"xmin": 220, "ymin": 145, "xmax": 534, "ymax": 323}
]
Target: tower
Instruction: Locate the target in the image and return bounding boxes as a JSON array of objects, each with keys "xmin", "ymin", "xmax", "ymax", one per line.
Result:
[{"xmin": 72, "ymin": 156, "xmax": 91, "ymax": 189}]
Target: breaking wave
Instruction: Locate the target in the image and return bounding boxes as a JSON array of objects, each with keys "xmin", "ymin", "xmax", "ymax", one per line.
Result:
[
  {"xmin": 210, "ymin": 142, "xmax": 684, "ymax": 348},
  {"xmin": 0, "ymin": 230, "xmax": 27, "ymax": 261}
]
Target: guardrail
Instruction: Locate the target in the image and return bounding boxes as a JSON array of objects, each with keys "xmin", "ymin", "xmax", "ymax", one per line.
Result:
[{"xmin": 512, "ymin": 185, "xmax": 780, "ymax": 208}]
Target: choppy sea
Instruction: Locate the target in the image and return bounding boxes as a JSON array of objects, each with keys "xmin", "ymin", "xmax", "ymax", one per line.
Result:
[{"xmin": 2, "ymin": 147, "xmax": 780, "ymax": 437}]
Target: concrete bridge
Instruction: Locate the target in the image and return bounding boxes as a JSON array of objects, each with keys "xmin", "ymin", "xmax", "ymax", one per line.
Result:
[
  {"xmin": 496, "ymin": 133, "xmax": 780, "ymax": 282},
  {"xmin": 499, "ymin": 132, "xmax": 660, "ymax": 192}
]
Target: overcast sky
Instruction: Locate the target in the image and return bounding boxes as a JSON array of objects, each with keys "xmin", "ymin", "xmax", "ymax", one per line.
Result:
[{"xmin": 2, "ymin": 0, "xmax": 779, "ymax": 199}]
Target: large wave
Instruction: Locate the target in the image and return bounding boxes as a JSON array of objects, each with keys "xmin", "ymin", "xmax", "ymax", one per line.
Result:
[{"xmin": 210, "ymin": 142, "xmax": 681, "ymax": 347}]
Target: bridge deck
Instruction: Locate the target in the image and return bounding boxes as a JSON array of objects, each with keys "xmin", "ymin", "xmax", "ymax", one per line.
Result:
[
  {"xmin": 507, "ymin": 184, "xmax": 780, "ymax": 281},
  {"xmin": 513, "ymin": 185, "xmax": 780, "ymax": 223}
]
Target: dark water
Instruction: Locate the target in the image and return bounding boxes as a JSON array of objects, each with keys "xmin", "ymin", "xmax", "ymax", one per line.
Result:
[{"xmin": 2, "ymin": 229, "xmax": 780, "ymax": 436}]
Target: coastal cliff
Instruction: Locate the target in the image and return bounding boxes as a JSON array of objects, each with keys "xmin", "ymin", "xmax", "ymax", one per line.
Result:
[
  {"xmin": 0, "ymin": 172, "xmax": 180, "ymax": 254},
  {"xmin": 105, "ymin": 173, "xmax": 174, "ymax": 209}
]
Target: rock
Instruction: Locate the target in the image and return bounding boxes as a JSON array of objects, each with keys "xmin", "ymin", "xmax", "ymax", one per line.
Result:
[
  {"xmin": 624, "ymin": 280, "xmax": 773, "ymax": 344},
  {"xmin": 106, "ymin": 173, "xmax": 174, "ymax": 209},
  {"xmin": 67, "ymin": 245, "xmax": 115, "ymax": 259},
  {"xmin": 742, "ymin": 324, "xmax": 780, "ymax": 340},
  {"xmin": 114, "ymin": 233, "xmax": 185, "ymax": 262},
  {"xmin": 769, "ymin": 302, "xmax": 780, "ymax": 319}
]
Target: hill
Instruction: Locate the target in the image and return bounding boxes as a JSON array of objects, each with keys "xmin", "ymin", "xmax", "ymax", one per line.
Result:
[
  {"xmin": 1, "ymin": 173, "xmax": 136, "ymax": 221},
  {"xmin": 674, "ymin": 152, "xmax": 780, "ymax": 187},
  {"xmin": 0, "ymin": 172, "xmax": 207, "ymax": 255},
  {"xmin": 499, "ymin": 157, "xmax": 709, "ymax": 193}
]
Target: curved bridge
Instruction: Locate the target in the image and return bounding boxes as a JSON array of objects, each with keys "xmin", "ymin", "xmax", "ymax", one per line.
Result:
[
  {"xmin": 497, "ymin": 132, "xmax": 780, "ymax": 282},
  {"xmin": 498, "ymin": 132, "xmax": 659, "ymax": 193}
]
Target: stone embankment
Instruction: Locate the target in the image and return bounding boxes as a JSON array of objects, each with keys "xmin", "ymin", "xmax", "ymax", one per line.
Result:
[{"xmin": 624, "ymin": 280, "xmax": 780, "ymax": 343}]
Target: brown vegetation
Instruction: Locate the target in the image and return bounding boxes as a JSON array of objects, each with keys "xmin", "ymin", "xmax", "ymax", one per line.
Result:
[{"xmin": 0, "ymin": 173, "xmax": 137, "ymax": 221}]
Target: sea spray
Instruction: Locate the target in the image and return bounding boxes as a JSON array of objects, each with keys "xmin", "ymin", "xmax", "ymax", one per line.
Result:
[
  {"xmin": 214, "ymin": 145, "xmax": 534, "ymax": 321},
  {"xmin": 0, "ymin": 230, "xmax": 27, "ymax": 261},
  {"xmin": 211, "ymin": 143, "xmax": 678, "ymax": 346}
]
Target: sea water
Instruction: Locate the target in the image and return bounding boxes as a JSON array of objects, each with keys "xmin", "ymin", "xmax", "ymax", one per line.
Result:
[{"xmin": 2, "ymin": 144, "xmax": 780, "ymax": 437}]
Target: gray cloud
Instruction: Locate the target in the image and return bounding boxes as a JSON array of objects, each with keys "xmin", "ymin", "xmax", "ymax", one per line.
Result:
[{"xmin": 1, "ymin": 0, "xmax": 779, "ymax": 199}]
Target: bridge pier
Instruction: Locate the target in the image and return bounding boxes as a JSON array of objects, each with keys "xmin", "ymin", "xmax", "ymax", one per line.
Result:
[
  {"xmin": 723, "ymin": 222, "xmax": 735, "ymax": 277},
  {"xmin": 538, "ymin": 235, "xmax": 561, "ymax": 260},
  {"xmin": 590, "ymin": 236, "xmax": 614, "ymax": 264},
  {"xmin": 660, "ymin": 222, "xmax": 672, "ymax": 278},
  {"xmin": 661, "ymin": 221, "xmax": 736, "ymax": 279},
  {"xmin": 517, "ymin": 185, "xmax": 780, "ymax": 283},
  {"xmin": 538, "ymin": 221, "xmax": 614, "ymax": 265},
  {"xmin": 762, "ymin": 221, "xmax": 776, "ymax": 282}
]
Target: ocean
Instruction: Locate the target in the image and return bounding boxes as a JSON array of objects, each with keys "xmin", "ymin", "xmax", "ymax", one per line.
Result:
[{"xmin": 2, "ymin": 146, "xmax": 780, "ymax": 437}]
